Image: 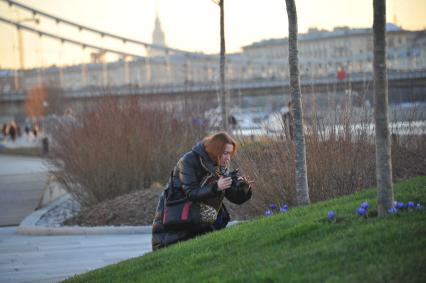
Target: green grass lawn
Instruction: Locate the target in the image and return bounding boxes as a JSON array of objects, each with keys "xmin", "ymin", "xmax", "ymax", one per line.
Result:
[{"xmin": 64, "ymin": 176, "xmax": 426, "ymax": 283}]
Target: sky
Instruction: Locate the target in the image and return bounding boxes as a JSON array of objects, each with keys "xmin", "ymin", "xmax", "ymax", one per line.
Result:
[{"xmin": 0, "ymin": 0, "xmax": 425, "ymax": 69}]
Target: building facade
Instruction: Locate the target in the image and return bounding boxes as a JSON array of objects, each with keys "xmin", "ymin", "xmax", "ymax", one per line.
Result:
[
  {"xmin": 2, "ymin": 22, "xmax": 425, "ymax": 94},
  {"xmin": 242, "ymin": 24, "xmax": 426, "ymax": 78}
]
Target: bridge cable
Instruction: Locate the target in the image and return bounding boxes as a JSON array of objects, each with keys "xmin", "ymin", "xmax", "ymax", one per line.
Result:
[
  {"xmin": 0, "ymin": 16, "xmax": 147, "ymax": 59},
  {"xmin": 2, "ymin": 0, "xmax": 201, "ymax": 56}
]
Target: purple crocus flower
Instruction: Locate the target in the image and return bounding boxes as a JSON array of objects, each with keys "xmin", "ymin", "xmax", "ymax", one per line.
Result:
[
  {"xmin": 357, "ymin": 207, "xmax": 366, "ymax": 216},
  {"xmin": 265, "ymin": 209, "xmax": 273, "ymax": 216},
  {"xmin": 396, "ymin": 202, "xmax": 405, "ymax": 209},
  {"xmin": 280, "ymin": 204, "xmax": 289, "ymax": 213},
  {"xmin": 269, "ymin": 203, "xmax": 277, "ymax": 210},
  {"xmin": 327, "ymin": 211, "xmax": 336, "ymax": 221},
  {"xmin": 388, "ymin": 207, "xmax": 397, "ymax": 215},
  {"xmin": 408, "ymin": 201, "xmax": 415, "ymax": 208},
  {"xmin": 360, "ymin": 202, "xmax": 369, "ymax": 209},
  {"xmin": 416, "ymin": 203, "xmax": 423, "ymax": 209}
]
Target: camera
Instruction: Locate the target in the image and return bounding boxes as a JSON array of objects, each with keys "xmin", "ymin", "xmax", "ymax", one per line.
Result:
[
  {"xmin": 222, "ymin": 168, "xmax": 252, "ymax": 205},
  {"xmin": 223, "ymin": 168, "xmax": 245, "ymax": 188}
]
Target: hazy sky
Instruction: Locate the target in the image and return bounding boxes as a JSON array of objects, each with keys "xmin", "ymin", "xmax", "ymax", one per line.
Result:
[{"xmin": 0, "ymin": 0, "xmax": 425, "ymax": 69}]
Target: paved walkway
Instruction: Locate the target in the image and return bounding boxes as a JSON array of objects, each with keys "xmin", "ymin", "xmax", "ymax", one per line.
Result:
[
  {"xmin": 0, "ymin": 227, "xmax": 152, "ymax": 283},
  {"xmin": 0, "ymin": 154, "xmax": 48, "ymax": 176},
  {"xmin": 0, "ymin": 136, "xmax": 42, "ymax": 150},
  {"xmin": 0, "ymin": 155, "xmax": 49, "ymax": 226},
  {"xmin": 0, "ymin": 154, "xmax": 153, "ymax": 282}
]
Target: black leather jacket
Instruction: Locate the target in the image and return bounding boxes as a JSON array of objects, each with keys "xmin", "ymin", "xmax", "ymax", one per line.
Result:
[
  {"xmin": 151, "ymin": 142, "xmax": 251, "ymax": 250},
  {"xmin": 169, "ymin": 142, "xmax": 221, "ymax": 203}
]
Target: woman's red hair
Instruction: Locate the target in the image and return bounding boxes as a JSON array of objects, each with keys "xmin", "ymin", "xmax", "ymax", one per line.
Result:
[{"xmin": 203, "ymin": 132, "xmax": 237, "ymax": 164}]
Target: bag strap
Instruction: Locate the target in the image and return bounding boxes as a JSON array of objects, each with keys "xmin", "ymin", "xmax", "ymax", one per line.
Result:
[
  {"xmin": 163, "ymin": 170, "xmax": 175, "ymax": 203},
  {"xmin": 165, "ymin": 169, "xmax": 187, "ymax": 205},
  {"xmin": 169, "ymin": 170, "xmax": 175, "ymax": 189}
]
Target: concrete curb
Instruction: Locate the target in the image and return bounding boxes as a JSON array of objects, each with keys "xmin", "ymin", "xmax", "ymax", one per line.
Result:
[
  {"xmin": 16, "ymin": 225, "xmax": 152, "ymax": 236},
  {"xmin": 17, "ymin": 194, "xmax": 152, "ymax": 236}
]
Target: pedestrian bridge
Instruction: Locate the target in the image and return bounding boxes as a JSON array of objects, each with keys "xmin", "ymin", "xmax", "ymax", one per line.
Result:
[{"xmin": 1, "ymin": 69, "xmax": 425, "ymax": 102}]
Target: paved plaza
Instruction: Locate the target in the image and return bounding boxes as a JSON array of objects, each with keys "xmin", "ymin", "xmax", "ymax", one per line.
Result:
[
  {"xmin": 0, "ymin": 154, "xmax": 153, "ymax": 282},
  {"xmin": 0, "ymin": 155, "xmax": 48, "ymax": 226},
  {"xmin": 0, "ymin": 226, "xmax": 152, "ymax": 283}
]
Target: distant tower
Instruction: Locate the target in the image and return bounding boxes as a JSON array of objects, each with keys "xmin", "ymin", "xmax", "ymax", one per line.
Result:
[
  {"xmin": 150, "ymin": 13, "xmax": 166, "ymax": 57},
  {"xmin": 392, "ymin": 0, "xmax": 398, "ymax": 26},
  {"xmin": 393, "ymin": 13, "xmax": 398, "ymax": 26}
]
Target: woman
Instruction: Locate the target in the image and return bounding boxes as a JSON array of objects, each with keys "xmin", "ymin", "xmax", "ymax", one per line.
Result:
[{"xmin": 152, "ymin": 132, "xmax": 252, "ymax": 250}]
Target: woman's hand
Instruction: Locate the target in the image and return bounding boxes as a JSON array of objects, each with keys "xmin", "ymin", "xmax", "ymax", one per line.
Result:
[
  {"xmin": 217, "ymin": 176, "xmax": 232, "ymax": 191},
  {"xmin": 238, "ymin": 176, "xmax": 255, "ymax": 186}
]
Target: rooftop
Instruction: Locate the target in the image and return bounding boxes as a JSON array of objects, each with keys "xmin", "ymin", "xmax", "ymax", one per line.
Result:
[{"xmin": 243, "ymin": 23, "xmax": 412, "ymax": 49}]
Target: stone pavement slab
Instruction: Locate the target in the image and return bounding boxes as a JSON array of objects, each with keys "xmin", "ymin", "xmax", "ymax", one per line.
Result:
[
  {"xmin": 0, "ymin": 227, "xmax": 152, "ymax": 283},
  {"xmin": 0, "ymin": 173, "xmax": 48, "ymax": 226},
  {"xmin": 0, "ymin": 155, "xmax": 49, "ymax": 176},
  {"xmin": 0, "ymin": 155, "xmax": 50, "ymax": 226}
]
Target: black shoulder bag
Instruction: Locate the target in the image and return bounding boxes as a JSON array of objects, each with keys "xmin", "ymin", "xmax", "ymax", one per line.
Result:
[{"xmin": 162, "ymin": 171, "xmax": 218, "ymax": 230}]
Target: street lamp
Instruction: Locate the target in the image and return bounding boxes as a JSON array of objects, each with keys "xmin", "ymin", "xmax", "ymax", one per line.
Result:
[{"xmin": 15, "ymin": 16, "xmax": 40, "ymax": 90}]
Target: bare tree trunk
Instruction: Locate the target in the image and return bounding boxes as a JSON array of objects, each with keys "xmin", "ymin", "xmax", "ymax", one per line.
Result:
[
  {"xmin": 219, "ymin": 0, "xmax": 228, "ymax": 131},
  {"xmin": 373, "ymin": 0, "xmax": 394, "ymax": 216},
  {"xmin": 285, "ymin": 0, "xmax": 310, "ymax": 205}
]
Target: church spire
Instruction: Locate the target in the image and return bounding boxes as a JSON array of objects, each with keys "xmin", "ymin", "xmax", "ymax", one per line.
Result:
[
  {"xmin": 150, "ymin": 12, "xmax": 166, "ymax": 57},
  {"xmin": 152, "ymin": 12, "xmax": 165, "ymax": 47},
  {"xmin": 393, "ymin": 13, "xmax": 398, "ymax": 26}
]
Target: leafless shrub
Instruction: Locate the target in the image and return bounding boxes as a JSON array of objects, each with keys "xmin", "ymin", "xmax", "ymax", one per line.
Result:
[
  {"xmin": 46, "ymin": 96, "xmax": 206, "ymax": 207},
  {"xmin": 234, "ymin": 103, "xmax": 425, "ymax": 216}
]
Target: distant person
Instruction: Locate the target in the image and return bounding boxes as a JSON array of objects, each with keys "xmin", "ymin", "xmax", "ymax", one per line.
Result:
[
  {"xmin": 24, "ymin": 123, "xmax": 31, "ymax": 137},
  {"xmin": 32, "ymin": 123, "xmax": 39, "ymax": 138},
  {"xmin": 62, "ymin": 108, "xmax": 77, "ymax": 126},
  {"xmin": 228, "ymin": 115, "xmax": 238, "ymax": 130},
  {"xmin": 9, "ymin": 122, "xmax": 16, "ymax": 142},
  {"xmin": 282, "ymin": 101, "xmax": 295, "ymax": 141},
  {"xmin": 151, "ymin": 132, "xmax": 253, "ymax": 250},
  {"xmin": 1, "ymin": 123, "xmax": 7, "ymax": 140},
  {"xmin": 337, "ymin": 66, "xmax": 346, "ymax": 81}
]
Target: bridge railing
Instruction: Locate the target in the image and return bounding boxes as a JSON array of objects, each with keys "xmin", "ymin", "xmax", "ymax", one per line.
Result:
[{"xmin": 1, "ymin": 69, "xmax": 425, "ymax": 102}]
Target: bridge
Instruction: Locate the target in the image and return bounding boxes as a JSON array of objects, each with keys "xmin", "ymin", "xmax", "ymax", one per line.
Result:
[
  {"xmin": 1, "ymin": 69, "xmax": 425, "ymax": 118},
  {"xmin": 1, "ymin": 69, "xmax": 426, "ymax": 101}
]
